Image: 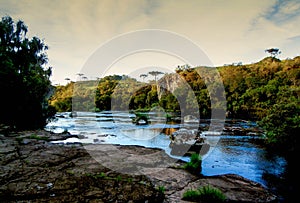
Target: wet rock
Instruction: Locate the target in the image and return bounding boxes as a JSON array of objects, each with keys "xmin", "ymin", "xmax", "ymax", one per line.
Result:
[
  {"xmin": 169, "ymin": 129, "xmax": 207, "ymax": 156},
  {"xmin": 0, "ymin": 131, "xmax": 163, "ymax": 203},
  {"xmin": 0, "ymin": 129, "xmax": 277, "ymax": 203},
  {"xmin": 177, "ymin": 174, "xmax": 278, "ymax": 203}
]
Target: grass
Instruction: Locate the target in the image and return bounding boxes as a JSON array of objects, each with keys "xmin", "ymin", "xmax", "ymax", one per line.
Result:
[
  {"xmin": 16, "ymin": 134, "xmax": 49, "ymax": 143},
  {"xmin": 116, "ymin": 175, "xmax": 122, "ymax": 181},
  {"xmin": 183, "ymin": 153, "xmax": 202, "ymax": 175},
  {"xmin": 182, "ymin": 189, "xmax": 200, "ymax": 201},
  {"xmin": 157, "ymin": 186, "xmax": 165, "ymax": 194},
  {"xmin": 156, "ymin": 185, "xmax": 166, "ymax": 199},
  {"xmin": 182, "ymin": 185, "xmax": 226, "ymax": 202},
  {"xmin": 28, "ymin": 134, "xmax": 49, "ymax": 141},
  {"xmin": 66, "ymin": 170, "xmax": 75, "ymax": 175}
]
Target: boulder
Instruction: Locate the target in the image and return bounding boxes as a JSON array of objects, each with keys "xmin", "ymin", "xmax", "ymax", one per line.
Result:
[{"xmin": 169, "ymin": 129, "xmax": 207, "ymax": 156}]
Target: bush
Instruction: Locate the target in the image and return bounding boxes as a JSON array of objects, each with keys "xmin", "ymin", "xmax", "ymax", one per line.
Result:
[
  {"xmin": 183, "ymin": 153, "xmax": 202, "ymax": 175},
  {"xmin": 258, "ymin": 91, "xmax": 300, "ymax": 157},
  {"xmin": 182, "ymin": 189, "xmax": 200, "ymax": 202},
  {"xmin": 182, "ymin": 185, "xmax": 226, "ymax": 202}
]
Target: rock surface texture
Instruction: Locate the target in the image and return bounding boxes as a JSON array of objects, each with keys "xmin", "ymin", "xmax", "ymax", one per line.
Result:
[{"xmin": 0, "ymin": 129, "xmax": 278, "ymax": 202}]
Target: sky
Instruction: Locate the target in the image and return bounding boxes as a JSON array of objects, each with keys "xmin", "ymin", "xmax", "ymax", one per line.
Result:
[{"xmin": 1, "ymin": 0, "xmax": 300, "ymax": 85}]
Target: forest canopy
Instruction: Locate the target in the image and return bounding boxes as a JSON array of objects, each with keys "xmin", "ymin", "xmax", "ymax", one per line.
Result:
[{"xmin": 50, "ymin": 56, "xmax": 300, "ymax": 156}]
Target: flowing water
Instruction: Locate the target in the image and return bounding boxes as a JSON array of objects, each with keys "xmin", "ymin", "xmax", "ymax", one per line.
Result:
[{"xmin": 45, "ymin": 111, "xmax": 290, "ymax": 201}]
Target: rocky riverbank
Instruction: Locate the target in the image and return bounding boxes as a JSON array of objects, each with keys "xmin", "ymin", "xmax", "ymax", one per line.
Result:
[{"xmin": 0, "ymin": 129, "xmax": 278, "ymax": 202}]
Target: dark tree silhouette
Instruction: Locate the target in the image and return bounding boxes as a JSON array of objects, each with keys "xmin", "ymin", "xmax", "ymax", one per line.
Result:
[
  {"xmin": 148, "ymin": 71, "xmax": 164, "ymax": 82},
  {"xmin": 139, "ymin": 74, "xmax": 148, "ymax": 81},
  {"xmin": 76, "ymin": 73, "xmax": 84, "ymax": 81},
  {"xmin": 265, "ymin": 48, "xmax": 281, "ymax": 58},
  {"xmin": 0, "ymin": 16, "xmax": 55, "ymax": 129}
]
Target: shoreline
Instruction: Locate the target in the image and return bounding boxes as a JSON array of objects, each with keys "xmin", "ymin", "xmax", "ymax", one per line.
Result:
[{"xmin": 0, "ymin": 129, "xmax": 278, "ymax": 202}]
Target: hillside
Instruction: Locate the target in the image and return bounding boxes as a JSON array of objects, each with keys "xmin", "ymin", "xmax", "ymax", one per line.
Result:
[{"xmin": 49, "ymin": 56, "xmax": 300, "ymax": 156}]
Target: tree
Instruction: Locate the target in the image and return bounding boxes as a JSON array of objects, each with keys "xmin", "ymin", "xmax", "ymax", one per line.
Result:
[
  {"xmin": 76, "ymin": 73, "xmax": 84, "ymax": 81},
  {"xmin": 265, "ymin": 48, "xmax": 281, "ymax": 58},
  {"xmin": 148, "ymin": 71, "xmax": 164, "ymax": 82},
  {"xmin": 0, "ymin": 16, "xmax": 55, "ymax": 129},
  {"xmin": 139, "ymin": 73, "xmax": 148, "ymax": 82},
  {"xmin": 65, "ymin": 78, "xmax": 71, "ymax": 83},
  {"xmin": 259, "ymin": 86, "xmax": 300, "ymax": 157}
]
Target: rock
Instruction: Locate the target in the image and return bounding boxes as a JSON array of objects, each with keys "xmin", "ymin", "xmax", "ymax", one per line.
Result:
[
  {"xmin": 183, "ymin": 115, "xmax": 199, "ymax": 123},
  {"xmin": 0, "ymin": 129, "xmax": 278, "ymax": 203},
  {"xmin": 0, "ymin": 124, "xmax": 11, "ymax": 135},
  {"xmin": 178, "ymin": 174, "xmax": 278, "ymax": 203},
  {"xmin": 0, "ymin": 131, "xmax": 164, "ymax": 202},
  {"xmin": 169, "ymin": 129, "xmax": 207, "ymax": 156}
]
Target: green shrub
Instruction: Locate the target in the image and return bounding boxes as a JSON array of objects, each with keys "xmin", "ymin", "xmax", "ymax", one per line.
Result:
[
  {"xmin": 197, "ymin": 185, "xmax": 226, "ymax": 202},
  {"xmin": 116, "ymin": 175, "xmax": 122, "ymax": 181},
  {"xmin": 157, "ymin": 186, "xmax": 165, "ymax": 194},
  {"xmin": 182, "ymin": 185, "xmax": 226, "ymax": 202},
  {"xmin": 182, "ymin": 189, "xmax": 200, "ymax": 202},
  {"xmin": 183, "ymin": 153, "xmax": 202, "ymax": 174}
]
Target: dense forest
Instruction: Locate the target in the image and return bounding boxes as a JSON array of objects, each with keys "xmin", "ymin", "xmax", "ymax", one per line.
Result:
[{"xmin": 50, "ymin": 56, "xmax": 300, "ymax": 157}]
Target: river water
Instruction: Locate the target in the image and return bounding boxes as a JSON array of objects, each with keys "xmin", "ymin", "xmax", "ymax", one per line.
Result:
[{"xmin": 45, "ymin": 111, "xmax": 289, "ymax": 200}]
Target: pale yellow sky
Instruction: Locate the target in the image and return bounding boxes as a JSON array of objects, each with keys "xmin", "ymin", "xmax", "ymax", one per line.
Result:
[{"xmin": 1, "ymin": 0, "xmax": 300, "ymax": 84}]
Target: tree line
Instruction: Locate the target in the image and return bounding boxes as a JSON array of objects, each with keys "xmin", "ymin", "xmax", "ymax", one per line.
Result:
[
  {"xmin": 50, "ymin": 56, "xmax": 300, "ymax": 157},
  {"xmin": 1, "ymin": 16, "xmax": 299, "ymax": 157}
]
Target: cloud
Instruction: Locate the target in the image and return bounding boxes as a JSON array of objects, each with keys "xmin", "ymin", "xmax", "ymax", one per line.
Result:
[
  {"xmin": 287, "ymin": 35, "xmax": 300, "ymax": 41},
  {"xmin": 245, "ymin": 0, "xmax": 300, "ymax": 61},
  {"xmin": 263, "ymin": 0, "xmax": 300, "ymax": 24},
  {"xmin": 1, "ymin": 0, "xmax": 300, "ymax": 84}
]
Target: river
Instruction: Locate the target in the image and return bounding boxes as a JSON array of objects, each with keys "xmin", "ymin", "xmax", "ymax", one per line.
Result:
[{"xmin": 45, "ymin": 111, "xmax": 290, "ymax": 202}]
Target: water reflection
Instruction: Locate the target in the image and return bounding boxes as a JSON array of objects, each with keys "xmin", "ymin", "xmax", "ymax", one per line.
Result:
[
  {"xmin": 46, "ymin": 111, "xmax": 289, "ymax": 200},
  {"xmin": 202, "ymin": 136, "xmax": 287, "ymax": 187},
  {"xmin": 162, "ymin": 124, "xmax": 179, "ymax": 135},
  {"xmin": 121, "ymin": 128, "xmax": 162, "ymax": 140}
]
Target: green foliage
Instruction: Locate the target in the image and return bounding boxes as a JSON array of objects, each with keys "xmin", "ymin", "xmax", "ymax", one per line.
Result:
[
  {"xmin": 259, "ymin": 86, "xmax": 300, "ymax": 156},
  {"xmin": 49, "ymin": 82, "xmax": 75, "ymax": 112},
  {"xmin": 182, "ymin": 185, "xmax": 226, "ymax": 202},
  {"xmin": 49, "ymin": 54, "xmax": 300, "ymax": 156},
  {"xmin": 66, "ymin": 170, "xmax": 75, "ymax": 175},
  {"xmin": 157, "ymin": 186, "xmax": 165, "ymax": 194},
  {"xmin": 0, "ymin": 16, "xmax": 56, "ymax": 129},
  {"xmin": 28, "ymin": 134, "xmax": 49, "ymax": 141},
  {"xmin": 132, "ymin": 112, "xmax": 149, "ymax": 124},
  {"xmin": 157, "ymin": 185, "xmax": 166, "ymax": 199},
  {"xmin": 182, "ymin": 189, "xmax": 200, "ymax": 201},
  {"xmin": 218, "ymin": 57, "xmax": 299, "ymax": 119},
  {"xmin": 183, "ymin": 153, "xmax": 202, "ymax": 175},
  {"xmin": 16, "ymin": 134, "xmax": 49, "ymax": 143}
]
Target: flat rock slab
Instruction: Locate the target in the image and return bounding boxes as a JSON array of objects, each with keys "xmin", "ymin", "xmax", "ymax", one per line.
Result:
[
  {"xmin": 162, "ymin": 173, "xmax": 277, "ymax": 202},
  {"xmin": 0, "ymin": 130, "xmax": 278, "ymax": 202}
]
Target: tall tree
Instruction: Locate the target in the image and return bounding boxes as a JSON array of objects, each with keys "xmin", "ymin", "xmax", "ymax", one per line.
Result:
[
  {"xmin": 265, "ymin": 48, "xmax": 281, "ymax": 58},
  {"xmin": 0, "ymin": 16, "xmax": 55, "ymax": 129},
  {"xmin": 139, "ymin": 73, "xmax": 148, "ymax": 82},
  {"xmin": 76, "ymin": 73, "xmax": 84, "ymax": 81},
  {"xmin": 148, "ymin": 71, "xmax": 164, "ymax": 82}
]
